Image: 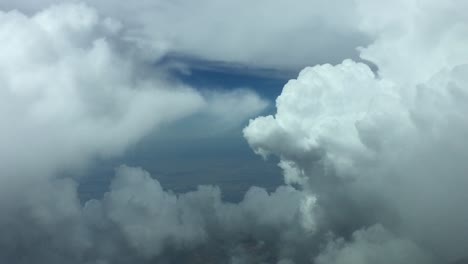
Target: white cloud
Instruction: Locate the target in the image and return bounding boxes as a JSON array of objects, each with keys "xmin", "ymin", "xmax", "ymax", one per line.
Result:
[
  {"xmin": 244, "ymin": 60, "xmax": 407, "ymax": 180},
  {"xmin": 0, "ymin": 4, "xmax": 292, "ymax": 263},
  {"xmin": 0, "ymin": 3, "xmax": 267, "ymax": 184},
  {"xmin": 357, "ymin": 0, "xmax": 468, "ymax": 86},
  {"xmin": 244, "ymin": 1, "xmax": 468, "ymax": 262},
  {"xmin": 245, "ymin": 59, "xmax": 468, "ymax": 262},
  {"xmin": 202, "ymin": 88, "xmax": 269, "ymax": 131}
]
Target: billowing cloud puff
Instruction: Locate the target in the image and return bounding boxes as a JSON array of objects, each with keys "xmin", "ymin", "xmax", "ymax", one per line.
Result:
[
  {"xmin": 202, "ymin": 88, "xmax": 269, "ymax": 131},
  {"xmin": 92, "ymin": 166, "xmax": 318, "ymax": 261},
  {"xmin": 0, "ymin": 3, "xmax": 268, "ymax": 184},
  {"xmin": 0, "ymin": 165, "xmax": 319, "ymax": 264},
  {"xmin": 357, "ymin": 0, "xmax": 468, "ymax": 85},
  {"xmin": 244, "ymin": 1, "xmax": 468, "ymax": 262},
  {"xmin": 245, "ymin": 62, "xmax": 468, "ymax": 263},
  {"xmin": 0, "ymin": 5, "xmax": 271, "ymax": 262},
  {"xmin": 244, "ymin": 60, "xmax": 409, "ymax": 182},
  {"xmin": 0, "ymin": 3, "xmax": 206, "ymax": 183}
]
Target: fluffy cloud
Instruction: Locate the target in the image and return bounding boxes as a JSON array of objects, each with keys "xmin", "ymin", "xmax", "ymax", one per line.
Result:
[
  {"xmin": 0, "ymin": 3, "xmax": 206, "ymax": 183},
  {"xmin": 0, "ymin": 3, "xmax": 268, "ymax": 183},
  {"xmin": 0, "ymin": 165, "xmax": 319, "ymax": 264},
  {"xmin": 245, "ymin": 61, "xmax": 468, "ymax": 263},
  {"xmin": 244, "ymin": 1, "xmax": 468, "ymax": 262},
  {"xmin": 357, "ymin": 0, "xmax": 468, "ymax": 86},
  {"xmin": 94, "ymin": 166, "xmax": 317, "ymax": 261},
  {"xmin": 0, "ymin": 3, "xmax": 278, "ymax": 263},
  {"xmin": 244, "ymin": 60, "xmax": 406, "ymax": 180}
]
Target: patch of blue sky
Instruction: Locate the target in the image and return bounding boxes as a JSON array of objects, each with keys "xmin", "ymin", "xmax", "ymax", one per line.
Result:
[
  {"xmin": 78, "ymin": 57, "xmax": 287, "ymax": 203},
  {"xmin": 159, "ymin": 54, "xmax": 293, "ymax": 100}
]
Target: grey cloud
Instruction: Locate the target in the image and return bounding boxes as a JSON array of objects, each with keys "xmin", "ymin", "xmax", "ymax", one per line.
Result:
[
  {"xmin": 0, "ymin": 165, "xmax": 320, "ymax": 264},
  {"xmin": 0, "ymin": 0, "xmax": 369, "ymax": 70},
  {"xmin": 0, "ymin": 4, "xmax": 272, "ymax": 262},
  {"xmin": 315, "ymin": 225, "xmax": 434, "ymax": 264}
]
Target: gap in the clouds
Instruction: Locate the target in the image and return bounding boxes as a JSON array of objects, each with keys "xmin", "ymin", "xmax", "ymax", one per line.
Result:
[
  {"xmin": 77, "ymin": 56, "xmax": 379, "ymax": 205},
  {"xmin": 157, "ymin": 54, "xmax": 293, "ymax": 100},
  {"xmin": 78, "ymin": 56, "xmax": 291, "ymax": 203},
  {"xmin": 77, "ymin": 127, "xmax": 284, "ymax": 203}
]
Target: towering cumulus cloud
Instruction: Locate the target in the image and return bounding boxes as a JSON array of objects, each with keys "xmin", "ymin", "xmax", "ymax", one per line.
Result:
[
  {"xmin": 1, "ymin": 0, "xmax": 467, "ymax": 264},
  {"xmin": 245, "ymin": 0, "xmax": 468, "ymax": 263}
]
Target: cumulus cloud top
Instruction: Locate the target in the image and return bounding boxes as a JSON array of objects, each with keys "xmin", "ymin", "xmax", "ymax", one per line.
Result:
[
  {"xmin": 243, "ymin": 1, "xmax": 468, "ymax": 262},
  {"xmin": 244, "ymin": 60, "xmax": 407, "ymax": 179}
]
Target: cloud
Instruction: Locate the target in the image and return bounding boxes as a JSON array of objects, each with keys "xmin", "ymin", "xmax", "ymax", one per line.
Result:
[
  {"xmin": 357, "ymin": 0, "xmax": 468, "ymax": 85},
  {"xmin": 315, "ymin": 225, "xmax": 434, "ymax": 264},
  {"xmin": 245, "ymin": 62, "xmax": 468, "ymax": 263},
  {"xmin": 201, "ymin": 88, "xmax": 269, "ymax": 131},
  {"xmin": 244, "ymin": 1, "xmax": 468, "ymax": 262},
  {"xmin": 244, "ymin": 60, "xmax": 403, "ymax": 179},
  {"xmin": 95, "ymin": 166, "xmax": 317, "ymax": 261},
  {"xmin": 0, "ymin": 0, "xmax": 369, "ymax": 70},
  {"xmin": 0, "ymin": 0, "xmax": 467, "ymax": 264},
  {"xmin": 113, "ymin": 0, "xmax": 366, "ymax": 69},
  {"xmin": 0, "ymin": 3, "xmax": 207, "ymax": 184},
  {"xmin": 0, "ymin": 165, "xmax": 319, "ymax": 263},
  {"xmin": 0, "ymin": 2, "xmax": 267, "ymax": 183},
  {"xmin": 0, "ymin": 3, "xmax": 279, "ymax": 263}
]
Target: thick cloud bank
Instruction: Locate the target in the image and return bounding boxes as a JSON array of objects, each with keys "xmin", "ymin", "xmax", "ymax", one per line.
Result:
[
  {"xmin": 0, "ymin": 0, "xmax": 367, "ymax": 70},
  {"xmin": 0, "ymin": 3, "xmax": 204, "ymax": 183},
  {"xmin": 244, "ymin": 1, "xmax": 468, "ymax": 263},
  {"xmin": 1, "ymin": 165, "xmax": 317, "ymax": 263},
  {"xmin": 1, "ymin": 0, "xmax": 468, "ymax": 264},
  {"xmin": 0, "ymin": 3, "xmax": 270, "ymax": 263}
]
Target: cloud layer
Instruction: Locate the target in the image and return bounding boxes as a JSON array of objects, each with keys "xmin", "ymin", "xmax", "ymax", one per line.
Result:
[
  {"xmin": 0, "ymin": 0, "xmax": 368, "ymax": 70},
  {"xmin": 0, "ymin": 3, "xmax": 204, "ymax": 182},
  {"xmin": 1, "ymin": 0, "xmax": 467, "ymax": 264},
  {"xmin": 1, "ymin": 165, "xmax": 319, "ymax": 264},
  {"xmin": 0, "ymin": 4, "xmax": 270, "ymax": 262},
  {"xmin": 0, "ymin": 2, "xmax": 267, "ymax": 182},
  {"xmin": 244, "ymin": 0, "xmax": 468, "ymax": 262}
]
